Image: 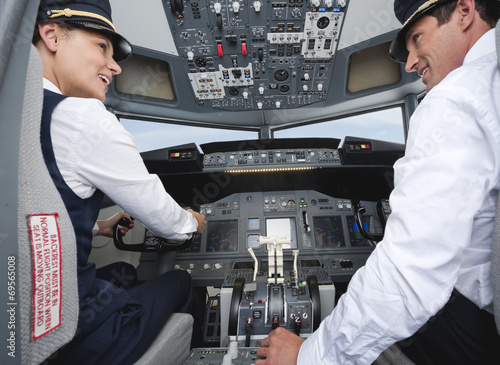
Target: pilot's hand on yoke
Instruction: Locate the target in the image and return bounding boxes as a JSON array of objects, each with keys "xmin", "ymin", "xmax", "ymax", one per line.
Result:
[
  {"xmin": 256, "ymin": 327, "xmax": 304, "ymax": 365},
  {"xmin": 96, "ymin": 212, "xmax": 134, "ymax": 238},
  {"xmin": 189, "ymin": 209, "xmax": 206, "ymax": 234}
]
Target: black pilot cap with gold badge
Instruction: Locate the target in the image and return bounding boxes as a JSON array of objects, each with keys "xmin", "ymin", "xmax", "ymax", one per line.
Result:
[
  {"xmin": 37, "ymin": 0, "xmax": 132, "ymax": 61},
  {"xmin": 389, "ymin": 0, "xmax": 451, "ymax": 63}
]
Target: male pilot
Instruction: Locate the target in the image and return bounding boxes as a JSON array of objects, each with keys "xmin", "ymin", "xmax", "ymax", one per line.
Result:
[{"xmin": 257, "ymin": 1, "xmax": 500, "ymax": 363}]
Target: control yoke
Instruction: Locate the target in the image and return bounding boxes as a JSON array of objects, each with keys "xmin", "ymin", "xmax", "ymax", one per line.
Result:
[
  {"xmin": 352, "ymin": 201, "xmax": 384, "ymax": 242},
  {"xmin": 113, "ymin": 217, "xmax": 194, "ymax": 252}
]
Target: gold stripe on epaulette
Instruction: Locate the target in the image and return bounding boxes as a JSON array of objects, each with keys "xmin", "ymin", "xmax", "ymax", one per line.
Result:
[{"xmin": 48, "ymin": 8, "xmax": 116, "ymax": 32}]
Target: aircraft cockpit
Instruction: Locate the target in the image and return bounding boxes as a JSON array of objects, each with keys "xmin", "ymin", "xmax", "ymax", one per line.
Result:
[
  {"xmin": 100, "ymin": 133, "xmax": 404, "ymax": 363},
  {"xmin": 1, "ymin": 0, "xmax": 430, "ymax": 364}
]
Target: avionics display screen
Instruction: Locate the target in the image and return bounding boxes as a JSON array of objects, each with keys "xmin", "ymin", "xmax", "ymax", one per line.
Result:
[
  {"xmin": 206, "ymin": 220, "xmax": 239, "ymax": 252},
  {"xmin": 248, "ymin": 218, "xmax": 260, "ymax": 230},
  {"xmin": 265, "ymin": 218, "xmax": 297, "ymax": 249},
  {"xmin": 247, "ymin": 234, "xmax": 260, "ymax": 249},
  {"xmin": 313, "ymin": 216, "xmax": 346, "ymax": 249},
  {"xmin": 301, "ymin": 259, "xmax": 321, "ymax": 267},
  {"xmin": 346, "ymin": 215, "xmax": 376, "ymax": 247}
]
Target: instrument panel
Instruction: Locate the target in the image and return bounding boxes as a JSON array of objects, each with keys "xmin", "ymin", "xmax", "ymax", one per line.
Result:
[
  {"xmin": 172, "ymin": 190, "xmax": 382, "ymax": 285},
  {"xmin": 133, "ymin": 137, "xmax": 401, "ymax": 290}
]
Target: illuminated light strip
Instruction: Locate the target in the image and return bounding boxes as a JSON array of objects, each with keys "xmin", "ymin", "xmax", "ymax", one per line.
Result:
[{"xmin": 225, "ymin": 166, "xmax": 318, "ymax": 173}]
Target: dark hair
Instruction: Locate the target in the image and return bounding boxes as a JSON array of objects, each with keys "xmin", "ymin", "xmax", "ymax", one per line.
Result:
[
  {"xmin": 430, "ymin": 0, "xmax": 500, "ymax": 28},
  {"xmin": 475, "ymin": 0, "xmax": 500, "ymax": 27},
  {"xmin": 32, "ymin": 21, "xmax": 77, "ymax": 46}
]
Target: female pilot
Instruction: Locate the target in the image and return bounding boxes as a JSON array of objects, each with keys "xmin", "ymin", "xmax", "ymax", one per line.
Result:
[{"xmin": 33, "ymin": 1, "xmax": 206, "ymax": 363}]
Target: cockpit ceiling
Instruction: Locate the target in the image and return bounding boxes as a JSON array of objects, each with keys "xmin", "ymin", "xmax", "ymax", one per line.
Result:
[{"xmin": 106, "ymin": 0, "xmax": 424, "ymax": 128}]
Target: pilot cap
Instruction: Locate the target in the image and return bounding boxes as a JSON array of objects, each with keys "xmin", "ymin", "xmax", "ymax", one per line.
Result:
[
  {"xmin": 389, "ymin": 0, "xmax": 450, "ymax": 63},
  {"xmin": 37, "ymin": 0, "xmax": 132, "ymax": 61}
]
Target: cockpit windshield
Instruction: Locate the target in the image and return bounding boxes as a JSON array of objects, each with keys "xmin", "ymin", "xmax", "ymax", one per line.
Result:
[{"xmin": 122, "ymin": 107, "xmax": 404, "ymax": 152}]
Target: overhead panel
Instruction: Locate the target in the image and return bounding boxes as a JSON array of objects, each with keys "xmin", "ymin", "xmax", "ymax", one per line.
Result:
[
  {"xmin": 106, "ymin": 0, "xmax": 423, "ymax": 128},
  {"xmin": 163, "ymin": 0, "xmax": 348, "ymax": 111}
]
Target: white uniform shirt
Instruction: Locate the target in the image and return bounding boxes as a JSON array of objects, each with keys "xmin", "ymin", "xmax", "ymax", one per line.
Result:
[
  {"xmin": 44, "ymin": 79, "xmax": 198, "ymax": 240},
  {"xmin": 298, "ymin": 29, "xmax": 500, "ymax": 364}
]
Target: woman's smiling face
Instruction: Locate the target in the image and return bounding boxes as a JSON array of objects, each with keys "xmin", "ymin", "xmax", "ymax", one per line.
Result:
[{"xmin": 50, "ymin": 25, "xmax": 121, "ymax": 102}]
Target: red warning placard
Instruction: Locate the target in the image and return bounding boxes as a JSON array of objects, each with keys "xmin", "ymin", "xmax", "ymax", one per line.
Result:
[{"xmin": 29, "ymin": 213, "xmax": 62, "ymax": 339}]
